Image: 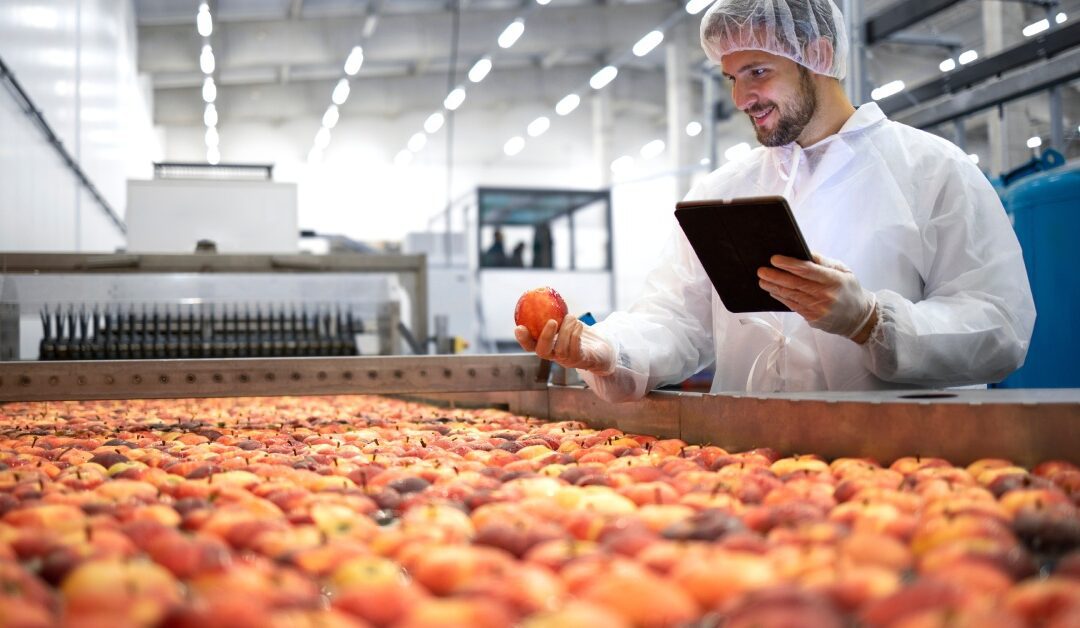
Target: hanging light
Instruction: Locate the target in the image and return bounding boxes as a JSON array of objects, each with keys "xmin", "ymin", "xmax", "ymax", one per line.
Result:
[
  {"xmin": 203, "ymin": 103, "xmax": 218, "ymax": 127},
  {"xmin": 201, "ymin": 77, "xmax": 216, "ymax": 103},
  {"xmin": 468, "ymin": 57, "xmax": 493, "ymax": 83},
  {"xmin": 314, "ymin": 126, "xmax": 331, "ymax": 149},
  {"xmin": 1022, "ymin": 19, "xmax": 1050, "ymax": 37},
  {"xmin": 408, "ymin": 132, "xmax": 427, "ymax": 152},
  {"xmin": 394, "ymin": 149, "xmax": 413, "ymax": 166},
  {"xmin": 196, "ymin": 4, "xmax": 212, "ymax": 37},
  {"xmin": 322, "ymin": 105, "xmax": 339, "ymax": 129},
  {"xmin": 685, "ymin": 0, "xmax": 713, "ymax": 14},
  {"xmin": 870, "ymin": 80, "xmax": 905, "ymax": 101},
  {"xmin": 610, "ymin": 155, "xmax": 634, "ymax": 174},
  {"xmin": 344, "ymin": 46, "xmax": 364, "ymax": 75},
  {"xmin": 527, "ymin": 116, "xmax": 550, "ymax": 138},
  {"xmin": 640, "ymin": 139, "xmax": 666, "ymax": 159},
  {"xmin": 444, "ymin": 87, "xmax": 466, "ymax": 111},
  {"xmin": 498, "ymin": 19, "xmax": 525, "ymax": 49},
  {"xmin": 503, "ymin": 136, "xmax": 525, "ymax": 156},
  {"xmin": 958, "ymin": 50, "xmax": 978, "ymax": 65},
  {"xmin": 968, "ymin": 154, "xmax": 980, "ymax": 164},
  {"xmin": 205, "ymin": 126, "xmax": 219, "ymax": 148},
  {"xmin": 206, "ymin": 146, "xmax": 220, "ymax": 165},
  {"xmin": 632, "ymin": 30, "xmax": 664, "ymax": 57},
  {"xmin": 555, "ymin": 94, "xmax": 580, "ymax": 116},
  {"xmin": 686, "ymin": 121, "xmax": 702, "ymax": 137},
  {"xmin": 331, "ymin": 78, "xmax": 350, "ymax": 105},
  {"xmin": 590, "ymin": 66, "xmax": 618, "ymax": 90},
  {"xmin": 199, "ymin": 45, "xmax": 215, "ymax": 74},
  {"xmin": 939, "ymin": 58, "xmax": 956, "ymax": 72},
  {"xmin": 424, "ymin": 112, "xmax": 445, "ymax": 134},
  {"xmin": 1026, "ymin": 136, "xmax": 1042, "ymax": 149}
]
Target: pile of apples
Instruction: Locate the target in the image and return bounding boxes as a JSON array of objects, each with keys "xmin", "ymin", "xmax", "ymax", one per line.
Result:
[{"xmin": 1, "ymin": 395, "xmax": 1078, "ymax": 628}]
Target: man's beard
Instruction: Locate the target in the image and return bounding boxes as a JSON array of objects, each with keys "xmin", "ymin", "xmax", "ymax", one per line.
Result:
[{"xmin": 747, "ymin": 67, "xmax": 817, "ymax": 147}]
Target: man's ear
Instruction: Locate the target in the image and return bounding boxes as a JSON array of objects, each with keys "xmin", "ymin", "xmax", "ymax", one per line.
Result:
[{"xmin": 804, "ymin": 37, "xmax": 835, "ymax": 72}]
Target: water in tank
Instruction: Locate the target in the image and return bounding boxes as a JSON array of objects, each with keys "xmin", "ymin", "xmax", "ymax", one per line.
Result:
[{"xmin": 997, "ymin": 162, "xmax": 1080, "ymax": 388}]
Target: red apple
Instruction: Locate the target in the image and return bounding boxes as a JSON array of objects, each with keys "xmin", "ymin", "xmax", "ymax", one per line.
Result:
[{"xmin": 514, "ymin": 287, "xmax": 569, "ymax": 340}]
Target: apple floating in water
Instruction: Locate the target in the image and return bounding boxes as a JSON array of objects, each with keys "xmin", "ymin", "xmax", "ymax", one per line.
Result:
[{"xmin": 514, "ymin": 287, "xmax": 568, "ymax": 340}]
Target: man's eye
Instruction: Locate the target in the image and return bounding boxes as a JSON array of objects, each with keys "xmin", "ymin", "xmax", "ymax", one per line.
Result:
[{"xmin": 752, "ymin": 68, "xmax": 767, "ymax": 77}]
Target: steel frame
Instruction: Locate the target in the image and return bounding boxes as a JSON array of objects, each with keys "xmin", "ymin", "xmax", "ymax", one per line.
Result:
[{"xmin": 1, "ymin": 355, "xmax": 1077, "ymax": 467}]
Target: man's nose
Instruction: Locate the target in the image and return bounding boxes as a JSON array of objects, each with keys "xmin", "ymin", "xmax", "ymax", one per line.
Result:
[{"xmin": 732, "ymin": 84, "xmax": 756, "ymax": 111}]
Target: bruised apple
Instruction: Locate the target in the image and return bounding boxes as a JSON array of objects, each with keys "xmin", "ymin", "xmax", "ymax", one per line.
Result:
[{"xmin": 515, "ymin": 287, "xmax": 569, "ymax": 340}]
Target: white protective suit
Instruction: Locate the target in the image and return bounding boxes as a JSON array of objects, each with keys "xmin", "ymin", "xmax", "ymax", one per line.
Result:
[{"xmin": 581, "ymin": 102, "xmax": 1036, "ymax": 402}]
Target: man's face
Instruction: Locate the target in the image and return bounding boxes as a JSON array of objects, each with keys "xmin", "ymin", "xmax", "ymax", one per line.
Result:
[{"xmin": 721, "ymin": 50, "xmax": 817, "ymax": 147}]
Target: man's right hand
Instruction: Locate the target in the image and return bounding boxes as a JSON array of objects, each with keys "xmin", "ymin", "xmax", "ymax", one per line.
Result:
[{"xmin": 514, "ymin": 314, "xmax": 617, "ymax": 375}]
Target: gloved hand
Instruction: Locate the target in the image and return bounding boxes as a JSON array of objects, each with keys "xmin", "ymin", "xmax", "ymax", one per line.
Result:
[
  {"xmin": 515, "ymin": 314, "xmax": 617, "ymax": 375},
  {"xmin": 757, "ymin": 254, "xmax": 877, "ymax": 341}
]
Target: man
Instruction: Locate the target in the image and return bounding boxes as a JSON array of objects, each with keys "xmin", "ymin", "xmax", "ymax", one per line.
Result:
[{"xmin": 515, "ymin": 0, "xmax": 1035, "ymax": 402}]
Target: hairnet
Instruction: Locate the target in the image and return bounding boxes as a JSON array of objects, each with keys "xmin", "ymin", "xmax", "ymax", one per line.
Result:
[{"xmin": 700, "ymin": 0, "xmax": 849, "ymax": 80}]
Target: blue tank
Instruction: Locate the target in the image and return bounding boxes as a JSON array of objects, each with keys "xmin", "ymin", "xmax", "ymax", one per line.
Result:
[{"xmin": 998, "ymin": 161, "xmax": 1080, "ymax": 388}]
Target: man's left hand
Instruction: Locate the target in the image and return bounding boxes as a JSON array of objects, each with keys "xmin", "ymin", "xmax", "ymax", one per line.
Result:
[{"xmin": 757, "ymin": 254, "xmax": 878, "ymax": 342}]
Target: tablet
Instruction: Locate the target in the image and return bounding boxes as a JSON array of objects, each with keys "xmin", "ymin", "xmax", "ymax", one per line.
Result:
[{"xmin": 674, "ymin": 195, "xmax": 812, "ymax": 313}]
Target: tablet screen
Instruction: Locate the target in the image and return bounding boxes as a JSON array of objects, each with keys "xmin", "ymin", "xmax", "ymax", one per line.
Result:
[{"xmin": 674, "ymin": 196, "xmax": 812, "ymax": 313}]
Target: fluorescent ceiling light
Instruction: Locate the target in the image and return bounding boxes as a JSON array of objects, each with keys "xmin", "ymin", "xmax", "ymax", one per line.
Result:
[
  {"xmin": 504, "ymin": 136, "xmax": 525, "ymax": 156},
  {"xmin": 206, "ymin": 146, "xmax": 220, "ymax": 165},
  {"xmin": 444, "ymin": 87, "xmax": 466, "ymax": 111},
  {"xmin": 1027, "ymin": 136, "xmax": 1042, "ymax": 149},
  {"xmin": 199, "ymin": 45, "xmax": 215, "ymax": 74},
  {"xmin": 201, "ymin": 77, "xmax": 216, "ymax": 103},
  {"xmin": 203, "ymin": 104, "xmax": 217, "ymax": 127},
  {"xmin": 700, "ymin": 157, "xmax": 710, "ymax": 166},
  {"xmin": 196, "ymin": 5, "xmax": 212, "ymax": 37},
  {"xmin": 314, "ymin": 126, "xmax": 331, "ymax": 149},
  {"xmin": 685, "ymin": 121, "xmax": 702, "ymax": 137},
  {"xmin": 939, "ymin": 58, "xmax": 956, "ymax": 72},
  {"xmin": 498, "ymin": 19, "xmax": 525, "ymax": 49},
  {"xmin": 685, "ymin": 0, "xmax": 713, "ymax": 14},
  {"xmin": 958, "ymin": 50, "xmax": 978, "ymax": 65},
  {"xmin": 633, "ymin": 30, "xmax": 664, "ymax": 57},
  {"xmin": 870, "ymin": 80, "xmax": 905, "ymax": 101},
  {"xmin": 610, "ymin": 156, "xmax": 634, "ymax": 173},
  {"xmin": 344, "ymin": 46, "xmax": 364, "ymax": 75},
  {"xmin": 536, "ymin": 0, "xmax": 551, "ymax": 5},
  {"xmin": 1056, "ymin": 12, "xmax": 1067, "ymax": 24},
  {"xmin": 394, "ymin": 149, "xmax": 413, "ymax": 166},
  {"xmin": 424, "ymin": 112, "xmax": 445, "ymax": 134},
  {"xmin": 468, "ymin": 57, "xmax": 492, "ymax": 83},
  {"xmin": 322, "ymin": 105, "xmax": 339, "ymax": 129},
  {"xmin": 1023, "ymin": 19, "xmax": 1049, "ymax": 37},
  {"xmin": 555, "ymin": 93, "xmax": 580, "ymax": 116},
  {"xmin": 204, "ymin": 126, "xmax": 219, "ymax": 148},
  {"xmin": 968, "ymin": 153, "xmax": 979, "ymax": 164},
  {"xmin": 724, "ymin": 142, "xmax": 752, "ymax": 161},
  {"xmin": 590, "ymin": 65, "xmax": 618, "ymax": 90},
  {"xmin": 408, "ymin": 132, "xmax": 427, "ymax": 152},
  {"xmin": 640, "ymin": 139, "xmax": 666, "ymax": 160},
  {"xmin": 363, "ymin": 14, "xmax": 379, "ymax": 38},
  {"xmin": 527, "ymin": 116, "xmax": 550, "ymax": 137},
  {"xmin": 331, "ymin": 79, "xmax": 350, "ymax": 105}
]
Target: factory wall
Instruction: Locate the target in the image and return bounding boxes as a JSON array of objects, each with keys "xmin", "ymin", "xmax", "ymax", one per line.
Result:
[{"xmin": 0, "ymin": 0, "xmax": 159, "ymax": 253}]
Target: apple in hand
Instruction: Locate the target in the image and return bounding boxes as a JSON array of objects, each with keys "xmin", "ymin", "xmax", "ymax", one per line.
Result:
[{"xmin": 514, "ymin": 287, "xmax": 569, "ymax": 340}]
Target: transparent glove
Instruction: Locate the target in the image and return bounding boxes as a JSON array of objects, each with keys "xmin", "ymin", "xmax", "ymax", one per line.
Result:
[
  {"xmin": 515, "ymin": 314, "xmax": 617, "ymax": 375},
  {"xmin": 757, "ymin": 254, "xmax": 876, "ymax": 339}
]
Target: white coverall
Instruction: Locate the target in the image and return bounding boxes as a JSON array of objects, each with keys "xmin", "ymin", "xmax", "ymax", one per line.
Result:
[{"xmin": 581, "ymin": 102, "xmax": 1036, "ymax": 402}]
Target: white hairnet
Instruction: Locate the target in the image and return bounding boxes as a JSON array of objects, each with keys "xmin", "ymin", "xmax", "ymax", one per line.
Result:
[{"xmin": 700, "ymin": 0, "xmax": 849, "ymax": 80}]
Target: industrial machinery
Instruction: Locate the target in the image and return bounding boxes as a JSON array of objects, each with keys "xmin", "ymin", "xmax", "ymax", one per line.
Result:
[
  {"xmin": 0, "ymin": 252, "xmax": 428, "ymax": 361},
  {"xmin": 994, "ymin": 152, "xmax": 1080, "ymax": 388},
  {"xmin": 410, "ymin": 187, "xmax": 615, "ymax": 353}
]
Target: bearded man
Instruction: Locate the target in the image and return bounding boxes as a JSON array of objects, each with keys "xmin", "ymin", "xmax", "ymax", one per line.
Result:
[{"xmin": 517, "ymin": 0, "xmax": 1035, "ymax": 399}]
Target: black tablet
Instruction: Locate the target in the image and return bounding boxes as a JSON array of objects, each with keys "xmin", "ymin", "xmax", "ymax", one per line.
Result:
[{"xmin": 674, "ymin": 196, "xmax": 812, "ymax": 313}]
